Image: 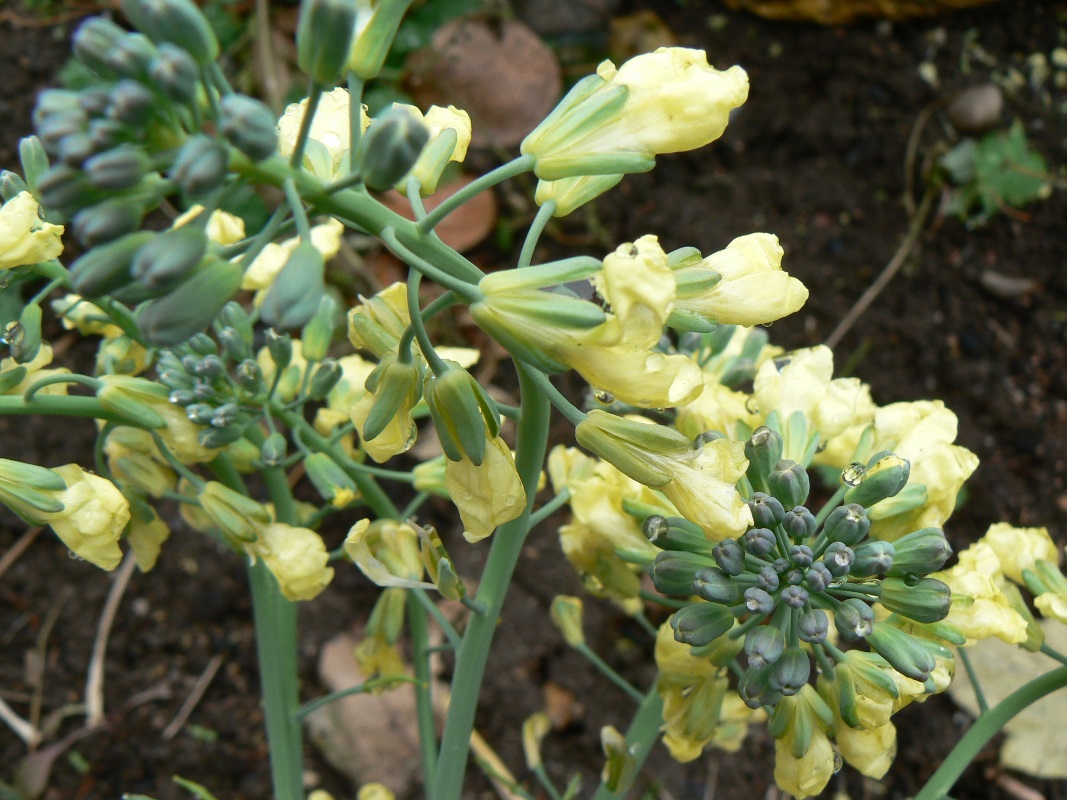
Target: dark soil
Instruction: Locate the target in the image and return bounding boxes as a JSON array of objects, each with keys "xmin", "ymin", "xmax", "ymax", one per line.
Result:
[{"xmin": 2, "ymin": 1, "xmax": 1066, "ymax": 799}]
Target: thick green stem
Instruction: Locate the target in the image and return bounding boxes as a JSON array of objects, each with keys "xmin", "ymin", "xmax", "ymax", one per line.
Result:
[
  {"xmin": 590, "ymin": 689, "xmax": 665, "ymax": 800},
  {"xmin": 407, "ymin": 592, "xmax": 438, "ymax": 789},
  {"xmin": 0, "ymin": 393, "xmax": 140, "ymax": 424},
  {"xmin": 431, "ymin": 366, "xmax": 550, "ymax": 800},
  {"xmin": 914, "ymin": 666, "xmax": 1067, "ymax": 800}
]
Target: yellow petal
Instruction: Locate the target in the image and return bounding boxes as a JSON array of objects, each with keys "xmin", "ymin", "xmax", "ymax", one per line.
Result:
[{"xmin": 444, "ymin": 436, "xmax": 526, "ymax": 542}]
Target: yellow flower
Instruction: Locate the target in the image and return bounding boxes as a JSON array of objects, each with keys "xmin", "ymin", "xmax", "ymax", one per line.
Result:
[
  {"xmin": 981, "ymin": 522, "xmax": 1059, "ymax": 585},
  {"xmin": 522, "ymin": 48, "xmax": 748, "ymax": 180},
  {"xmin": 52, "ymin": 294, "xmax": 123, "ymax": 338},
  {"xmin": 44, "ymin": 465, "xmax": 130, "ymax": 570},
  {"xmin": 444, "ymin": 435, "xmax": 526, "ymax": 542},
  {"xmin": 771, "ymin": 686, "xmax": 835, "ymax": 799},
  {"xmin": 248, "ymin": 523, "xmax": 334, "ymax": 601},
  {"xmin": 126, "ymin": 506, "xmax": 170, "ymax": 572},
  {"xmin": 837, "ymin": 720, "xmax": 896, "ymax": 778},
  {"xmin": 344, "ymin": 518, "xmax": 431, "ymax": 588},
  {"xmin": 1036, "ymin": 591, "xmax": 1067, "ymax": 624},
  {"xmin": 104, "ymin": 426, "xmax": 177, "ymax": 498},
  {"xmin": 673, "ymin": 234, "xmax": 808, "ymax": 327},
  {"xmin": 277, "ymin": 87, "xmax": 371, "ymax": 180},
  {"xmin": 242, "ymin": 218, "xmax": 344, "ymax": 302},
  {"xmin": 0, "ymin": 343, "xmax": 70, "ymax": 396},
  {"xmin": 173, "ymin": 204, "xmax": 246, "ymax": 245},
  {"xmin": 933, "ymin": 542, "xmax": 1028, "ymax": 644},
  {"xmin": 0, "ymin": 192, "xmax": 64, "ymax": 270},
  {"xmin": 357, "ymin": 784, "xmax": 396, "ymax": 800},
  {"xmin": 397, "ymin": 104, "xmax": 472, "ymax": 194},
  {"xmin": 535, "ymin": 174, "xmax": 624, "ymax": 217},
  {"xmin": 675, "ymin": 381, "xmax": 760, "ymax": 445}
]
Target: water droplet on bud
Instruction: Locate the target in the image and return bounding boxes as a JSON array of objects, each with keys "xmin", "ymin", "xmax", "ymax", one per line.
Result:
[
  {"xmin": 842, "ymin": 463, "xmax": 867, "ymax": 487},
  {"xmin": 592, "ymin": 389, "xmax": 614, "ymax": 404}
]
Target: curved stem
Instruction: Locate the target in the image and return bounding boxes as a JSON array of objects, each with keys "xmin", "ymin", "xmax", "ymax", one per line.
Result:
[
  {"xmin": 382, "ymin": 227, "xmax": 483, "ymax": 303},
  {"xmin": 914, "ymin": 666, "xmax": 1067, "ymax": 800},
  {"xmin": 23, "ymin": 373, "xmax": 101, "ymax": 402},
  {"xmin": 417, "ymin": 155, "xmax": 535, "ymax": 235},
  {"xmin": 406, "ymin": 272, "xmax": 449, "ymax": 375},
  {"xmin": 431, "ymin": 364, "xmax": 550, "ymax": 800},
  {"xmin": 347, "ymin": 72, "xmax": 365, "ymax": 182},
  {"xmin": 518, "ymin": 363, "xmax": 585, "ymax": 427},
  {"xmin": 518, "ymin": 201, "xmax": 555, "ymax": 269},
  {"xmin": 957, "ymin": 647, "xmax": 988, "ymax": 713},
  {"xmin": 283, "ymin": 177, "xmax": 312, "ymax": 241},
  {"xmin": 289, "ymin": 81, "xmax": 322, "ymax": 171},
  {"xmin": 574, "ymin": 643, "xmax": 644, "ymax": 704},
  {"xmin": 398, "ymin": 290, "xmax": 459, "ymax": 362},
  {"xmin": 528, "ymin": 487, "xmax": 571, "ymax": 529}
]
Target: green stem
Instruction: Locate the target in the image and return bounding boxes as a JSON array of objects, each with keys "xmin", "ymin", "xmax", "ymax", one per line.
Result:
[
  {"xmin": 406, "ymin": 271, "xmax": 449, "ymax": 375},
  {"xmin": 290, "ymin": 81, "xmax": 322, "ymax": 170},
  {"xmin": 1040, "ymin": 642, "xmax": 1067, "ymax": 667},
  {"xmin": 28, "ymin": 278, "xmax": 63, "ymax": 307},
  {"xmin": 431, "ymin": 365, "xmax": 550, "ymax": 800},
  {"xmin": 574, "ymin": 644, "xmax": 644, "ymax": 704},
  {"xmin": 813, "ymin": 484, "xmax": 848, "ymax": 526},
  {"xmin": 957, "ymin": 648, "xmax": 988, "ymax": 713},
  {"xmin": 528, "ymin": 487, "xmax": 571, "ymax": 528},
  {"xmin": 296, "ymin": 675, "xmax": 415, "ymax": 720},
  {"xmin": 518, "ymin": 201, "xmax": 555, "ymax": 269},
  {"xmin": 417, "ymin": 155, "xmax": 535, "ymax": 234},
  {"xmin": 283, "ymin": 177, "xmax": 312, "ymax": 241},
  {"xmin": 400, "ymin": 491, "xmax": 431, "ymax": 520},
  {"xmin": 412, "ymin": 588, "xmax": 462, "ymax": 652},
  {"xmin": 347, "ymin": 72, "xmax": 365, "ymax": 182},
  {"xmin": 590, "ymin": 689, "xmax": 664, "ymax": 800},
  {"xmin": 398, "ymin": 290, "xmax": 459, "ymax": 364},
  {"xmin": 407, "ymin": 592, "xmax": 438, "ymax": 788},
  {"xmin": 518, "ymin": 363, "xmax": 585, "ymax": 427},
  {"xmin": 914, "ymin": 667, "xmax": 1067, "ymax": 800},
  {"xmin": 23, "ymin": 373, "xmax": 101, "ymax": 402},
  {"xmin": 382, "ymin": 227, "xmax": 483, "ymax": 303}
]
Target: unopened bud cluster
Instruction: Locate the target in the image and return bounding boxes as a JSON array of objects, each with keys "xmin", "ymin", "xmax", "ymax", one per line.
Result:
[{"xmin": 647, "ymin": 425, "xmax": 954, "ymax": 709}]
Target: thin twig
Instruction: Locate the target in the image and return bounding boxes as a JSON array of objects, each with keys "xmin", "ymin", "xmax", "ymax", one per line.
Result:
[
  {"xmin": 824, "ymin": 183, "xmax": 938, "ymax": 351},
  {"xmin": 85, "ymin": 552, "xmax": 137, "ymax": 726},
  {"xmin": 0, "ymin": 695, "xmax": 40, "ymax": 747},
  {"xmin": 903, "ymin": 98, "xmax": 949, "ymax": 221},
  {"xmin": 162, "ymin": 653, "xmax": 224, "ymax": 740},
  {"xmin": 0, "ymin": 526, "xmax": 42, "ymax": 579}
]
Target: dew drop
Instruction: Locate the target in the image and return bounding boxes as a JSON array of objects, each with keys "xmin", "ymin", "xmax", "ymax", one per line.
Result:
[
  {"xmin": 815, "ymin": 440, "xmax": 828, "ymax": 453},
  {"xmin": 67, "ymin": 550, "xmax": 84, "ymax": 561},
  {"xmin": 832, "ymin": 751, "xmax": 844, "ymax": 773},
  {"xmin": 745, "ymin": 397, "xmax": 760, "ymax": 414},
  {"xmin": 503, "ymin": 494, "xmax": 518, "ymax": 507},
  {"xmin": 593, "ymin": 389, "xmax": 615, "ymax": 404},
  {"xmin": 842, "ymin": 462, "xmax": 867, "ymax": 487}
]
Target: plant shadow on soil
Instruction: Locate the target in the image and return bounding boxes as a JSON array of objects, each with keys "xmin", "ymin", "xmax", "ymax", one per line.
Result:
[{"xmin": 1, "ymin": 0, "xmax": 1066, "ymax": 798}]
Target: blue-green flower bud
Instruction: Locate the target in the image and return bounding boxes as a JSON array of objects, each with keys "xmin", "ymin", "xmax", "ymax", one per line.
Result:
[
  {"xmin": 217, "ymin": 301, "xmax": 254, "ymax": 348},
  {"xmin": 780, "ymin": 585, "xmax": 808, "ymax": 608},
  {"xmin": 78, "ymin": 88, "xmax": 112, "ymax": 117},
  {"xmin": 361, "ymin": 355, "xmax": 420, "ymax": 441},
  {"xmin": 887, "ymin": 527, "xmax": 953, "ymax": 577},
  {"xmin": 844, "ymin": 452, "xmax": 911, "ymax": 508},
  {"xmin": 770, "ymin": 648, "xmax": 810, "ymax": 695},
  {"xmin": 185, "ymin": 402, "xmax": 215, "ymax": 424},
  {"xmin": 767, "ymin": 459, "xmax": 810, "ymax": 509},
  {"xmin": 738, "ymin": 665, "xmax": 782, "ymax": 709},
  {"xmin": 822, "ymin": 542, "xmax": 854, "ymax": 577},
  {"xmin": 797, "ymin": 608, "xmax": 828, "ymax": 643},
  {"xmin": 216, "ymin": 327, "xmax": 250, "ymax": 362},
  {"xmin": 743, "ymin": 527, "xmax": 776, "ymax": 557},
  {"xmin": 651, "ymin": 551, "xmax": 716, "ymax": 597},
  {"xmin": 745, "ymin": 426, "xmax": 783, "ymax": 485},
  {"xmin": 266, "ymin": 330, "xmax": 292, "ymax": 371},
  {"xmin": 424, "ymin": 363, "xmax": 498, "ymax": 465},
  {"xmin": 159, "ymin": 369, "xmax": 193, "ymax": 390},
  {"xmin": 744, "ymin": 625, "xmax": 784, "ymax": 668},
  {"xmin": 879, "ymin": 576, "xmax": 951, "ymax": 624},
  {"xmin": 865, "ymin": 623, "xmax": 935, "ymax": 682},
  {"xmin": 107, "ymin": 80, "xmax": 157, "ymax": 125},
  {"xmin": 210, "ymin": 402, "xmax": 240, "ymax": 427},
  {"xmin": 193, "ymin": 354, "xmax": 225, "ymax": 381},
  {"xmin": 747, "ymin": 492, "xmax": 785, "ymax": 528},
  {"xmin": 692, "ymin": 430, "xmax": 726, "ymax": 448},
  {"xmin": 131, "ymin": 226, "xmax": 208, "ymax": 288},
  {"xmin": 744, "ymin": 587, "xmax": 775, "ymax": 615},
  {"xmin": 756, "ymin": 566, "xmax": 779, "ymax": 591},
  {"xmin": 136, "ymin": 259, "xmax": 243, "ymax": 345},
  {"xmin": 297, "ymin": 0, "xmax": 357, "ymax": 84},
  {"xmin": 150, "ymin": 43, "xmax": 199, "ymax": 103},
  {"xmin": 170, "ymin": 136, "xmax": 229, "ymax": 198},
  {"xmin": 1, "ymin": 171, "xmax": 29, "ymax": 201},
  {"xmin": 219, "ymin": 95, "xmax": 278, "ymax": 162},
  {"xmin": 669, "ymin": 602, "xmax": 735, "ymax": 647},
  {"xmin": 58, "ymin": 133, "xmax": 95, "ymax": 168},
  {"xmin": 260, "ymin": 432, "xmax": 288, "ymax": 466},
  {"xmin": 198, "ymin": 425, "xmax": 244, "ymax": 449},
  {"xmin": 72, "ymin": 198, "xmax": 145, "ymax": 246},
  {"xmin": 712, "ymin": 537, "xmax": 746, "ymax": 576},
  {"xmin": 307, "ymin": 358, "xmax": 342, "ymax": 400},
  {"xmin": 69, "ymin": 230, "xmax": 154, "ymax": 296},
  {"xmin": 105, "ymin": 34, "xmax": 159, "ymax": 80},
  {"xmin": 33, "ymin": 90, "xmax": 82, "ymax": 128},
  {"xmin": 37, "ymin": 115, "xmax": 88, "ymax": 160},
  {"xmin": 300, "ymin": 295, "xmax": 339, "ymax": 363},
  {"xmin": 168, "ymin": 388, "xmax": 195, "ymax": 405},
  {"xmin": 122, "ymin": 0, "xmax": 220, "ymax": 65},
  {"xmin": 834, "ymin": 597, "xmax": 874, "ymax": 640},
  {"xmin": 804, "ymin": 562, "xmax": 833, "ymax": 592},
  {"xmin": 73, "ymin": 17, "xmax": 124, "ymax": 77},
  {"xmin": 788, "ymin": 544, "xmax": 813, "ymax": 568},
  {"xmin": 260, "ymin": 241, "xmax": 326, "ymax": 330},
  {"xmin": 10, "ymin": 304, "xmax": 43, "ymax": 364},
  {"xmin": 692, "ymin": 567, "xmax": 740, "ymax": 604},
  {"xmin": 88, "ymin": 118, "xmax": 129, "ymax": 152},
  {"xmin": 647, "ymin": 515, "xmax": 715, "ymax": 557},
  {"xmin": 823, "ymin": 503, "xmax": 870, "ymax": 546},
  {"xmin": 782, "ymin": 506, "xmax": 816, "ymax": 540},
  {"xmin": 785, "ymin": 567, "xmax": 804, "ymax": 585},
  {"xmin": 85, "ymin": 146, "xmax": 150, "ymax": 191},
  {"xmin": 37, "ymin": 163, "xmax": 100, "ymax": 214},
  {"xmin": 193, "ymin": 382, "xmax": 218, "ymax": 401},
  {"xmin": 358, "ymin": 106, "xmax": 430, "ymax": 191},
  {"xmin": 851, "ymin": 540, "xmax": 895, "ymax": 578},
  {"xmin": 772, "ymin": 557, "xmax": 790, "ymax": 573},
  {"xmin": 235, "ymin": 359, "xmax": 266, "ymax": 394}
]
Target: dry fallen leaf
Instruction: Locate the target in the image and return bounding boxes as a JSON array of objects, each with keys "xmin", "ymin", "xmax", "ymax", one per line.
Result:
[
  {"xmin": 406, "ymin": 16, "xmax": 562, "ymax": 148},
  {"xmin": 948, "ymin": 620, "xmax": 1067, "ymax": 779}
]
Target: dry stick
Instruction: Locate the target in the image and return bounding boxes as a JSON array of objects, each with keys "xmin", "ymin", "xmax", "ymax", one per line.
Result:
[
  {"xmin": 0, "ymin": 695, "xmax": 40, "ymax": 747},
  {"xmin": 85, "ymin": 552, "xmax": 137, "ymax": 727},
  {"xmin": 0, "ymin": 526, "xmax": 42, "ymax": 580},
  {"xmin": 903, "ymin": 98, "xmax": 949, "ymax": 221},
  {"xmin": 824, "ymin": 183, "xmax": 938, "ymax": 352},
  {"xmin": 162, "ymin": 653, "xmax": 224, "ymax": 740}
]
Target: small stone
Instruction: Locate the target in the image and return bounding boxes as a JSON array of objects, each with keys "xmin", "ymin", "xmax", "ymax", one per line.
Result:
[{"xmin": 947, "ymin": 84, "xmax": 1004, "ymax": 133}]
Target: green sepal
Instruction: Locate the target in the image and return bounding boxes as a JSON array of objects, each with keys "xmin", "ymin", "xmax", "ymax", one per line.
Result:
[
  {"xmin": 479, "ymin": 256, "xmax": 603, "ymax": 293},
  {"xmin": 11, "ymin": 304, "xmax": 43, "ymax": 364},
  {"xmin": 260, "ymin": 242, "xmax": 326, "ymax": 331},
  {"xmin": 297, "ymin": 0, "xmax": 356, "ymax": 85},
  {"xmin": 865, "ymin": 623, "xmax": 935, "ymax": 682},
  {"xmin": 362, "ymin": 356, "xmax": 420, "ymax": 443},
  {"xmin": 668, "ymin": 602, "xmax": 735, "ymax": 647},
  {"xmin": 122, "ymin": 0, "xmax": 220, "ymax": 64},
  {"xmin": 19, "ymin": 136, "xmax": 50, "ymax": 198},
  {"xmin": 666, "ymin": 308, "xmax": 718, "ymax": 333},
  {"xmin": 0, "ymin": 366, "xmax": 29, "ymax": 393},
  {"xmin": 68, "ymin": 231, "xmax": 154, "ymax": 297},
  {"xmin": 136, "ymin": 259, "xmax": 243, "ymax": 346}
]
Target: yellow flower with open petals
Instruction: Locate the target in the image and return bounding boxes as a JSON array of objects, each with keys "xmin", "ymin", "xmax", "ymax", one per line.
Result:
[
  {"xmin": 0, "ymin": 192, "xmax": 64, "ymax": 270},
  {"xmin": 933, "ymin": 542, "xmax": 1028, "ymax": 644},
  {"xmin": 173, "ymin": 204, "xmax": 246, "ymax": 245},
  {"xmin": 981, "ymin": 522, "xmax": 1059, "ymax": 585},
  {"xmin": 278, "ymin": 88, "xmax": 370, "ymax": 180},
  {"xmin": 397, "ymin": 104, "xmax": 472, "ymax": 194},
  {"xmin": 248, "ymin": 522, "xmax": 334, "ymax": 601}
]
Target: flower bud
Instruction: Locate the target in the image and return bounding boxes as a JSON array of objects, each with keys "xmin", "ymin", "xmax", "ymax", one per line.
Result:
[
  {"xmin": 782, "ymin": 507, "xmax": 816, "ymax": 541},
  {"xmin": 73, "ymin": 17, "xmax": 125, "ymax": 77},
  {"xmin": 757, "ymin": 565, "xmax": 780, "ymax": 591},
  {"xmin": 307, "ymin": 359, "xmax": 342, "ymax": 400},
  {"xmin": 88, "ymin": 118, "xmax": 129, "ymax": 152},
  {"xmin": 804, "ymin": 562, "xmax": 833, "ymax": 592},
  {"xmin": 844, "ymin": 452, "xmax": 910, "ymax": 508},
  {"xmin": 38, "ymin": 164, "xmax": 101, "ymax": 215},
  {"xmin": 797, "ymin": 608, "xmax": 828, "ymax": 643},
  {"xmin": 770, "ymin": 648, "xmax": 810, "ymax": 696},
  {"xmin": 58, "ymin": 134, "xmax": 96, "ymax": 168},
  {"xmin": 122, "ymin": 0, "xmax": 220, "ymax": 65},
  {"xmin": 712, "ymin": 536, "xmax": 746, "ymax": 576},
  {"xmin": 850, "ymin": 540, "xmax": 895, "ymax": 578},
  {"xmin": 219, "ymin": 95, "xmax": 278, "ymax": 162},
  {"xmin": 107, "ymin": 79, "xmax": 157, "ymax": 125},
  {"xmin": 0, "ymin": 458, "xmax": 69, "ymax": 520},
  {"xmin": 150, "ymin": 43, "xmax": 199, "ymax": 103},
  {"xmin": 97, "ymin": 375, "xmax": 169, "ymax": 429},
  {"xmin": 879, "ymin": 576, "xmax": 951, "ymax": 624},
  {"xmin": 744, "ymin": 587, "xmax": 775, "ymax": 615},
  {"xmin": 360, "ymin": 355, "xmax": 420, "ymax": 440},
  {"xmin": 742, "ymin": 527, "xmax": 776, "ymax": 557},
  {"xmin": 575, "ymin": 409, "xmax": 692, "ymax": 488},
  {"xmin": 69, "ymin": 230, "xmax": 155, "ymax": 296},
  {"xmin": 260, "ymin": 241, "xmax": 327, "ymax": 330},
  {"xmin": 304, "ymin": 451, "xmax": 358, "ymax": 508},
  {"xmin": 169, "ymin": 136, "xmax": 229, "ymax": 198},
  {"xmin": 210, "ymin": 401, "xmax": 239, "ymax": 427},
  {"xmin": 198, "ymin": 424, "xmax": 244, "ymax": 449},
  {"xmin": 199, "ymin": 480, "xmax": 271, "ymax": 546},
  {"xmin": 738, "ymin": 664, "xmax": 782, "ymax": 709},
  {"xmin": 358, "ymin": 106, "xmax": 429, "ymax": 191},
  {"xmin": 550, "ymin": 595, "xmax": 585, "ymax": 647},
  {"xmin": 669, "ymin": 602, "xmax": 735, "ymax": 647},
  {"xmin": 136, "ymin": 259, "xmax": 243, "ymax": 345},
  {"xmin": 780, "ymin": 585, "xmax": 808, "ymax": 608},
  {"xmin": 217, "ymin": 302, "xmax": 254, "ymax": 350},
  {"xmin": 266, "ymin": 330, "xmax": 293, "ymax": 371},
  {"xmin": 37, "ymin": 112, "xmax": 88, "ymax": 159},
  {"xmin": 347, "ymin": 0, "xmax": 413, "ymax": 80},
  {"xmin": 747, "ymin": 491, "xmax": 784, "ymax": 528},
  {"xmin": 745, "ymin": 426, "xmax": 783, "ymax": 485},
  {"xmin": 766, "ymin": 459, "xmax": 809, "ymax": 509},
  {"xmin": 300, "ymin": 295, "xmax": 339, "ymax": 362},
  {"xmin": 887, "ymin": 527, "xmax": 952, "ymax": 577},
  {"xmin": 297, "ymin": 0, "xmax": 357, "ymax": 85},
  {"xmin": 235, "ymin": 359, "xmax": 266, "ymax": 394},
  {"xmin": 692, "ymin": 567, "xmax": 740, "ymax": 604},
  {"xmin": 72, "ymin": 198, "xmax": 145, "ymax": 247},
  {"xmin": 1, "ymin": 170, "xmax": 29, "ymax": 201},
  {"xmin": 424, "ymin": 363, "xmax": 498, "ymax": 465},
  {"xmin": 131, "ymin": 226, "xmax": 208, "ymax": 288},
  {"xmin": 259, "ymin": 432, "xmax": 288, "ymax": 466},
  {"xmin": 652, "ymin": 550, "xmax": 716, "ymax": 597},
  {"xmin": 645, "ymin": 515, "xmax": 714, "ymax": 556},
  {"xmin": 822, "ymin": 503, "xmax": 870, "ymax": 547},
  {"xmin": 744, "ymin": 625, "xmax": 784, "ymax": 668},
  {"xmin": 9, "ymin": 304, "xmax": 43, "ymax": 364},
  {"xmin": 823, "ymin": 542, "xmax": 854, "ymax": 577},
  {"xmin": 865, "ymin": 623, "xmax": 935, "ymax": 682},
  {"xmin": 834, "ymin": 597, "xmax": 875, "ymax": 640}
]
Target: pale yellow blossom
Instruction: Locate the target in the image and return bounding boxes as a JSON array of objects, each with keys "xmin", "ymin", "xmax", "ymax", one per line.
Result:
[
  {"xmin": 278, "ymin": 88, "xmax": 370, "ymax": 180},
  {"xmin": 248, "ymin": 522, "xmax": 334, "ymax": 601},
  {"xmin": 982, "ymin": 522, "xmax": 1059, "ymax": 585},
  {"xmin": 0, "ymin": 192, "xmax": 64, "ymax": 270},
  {"xmin": 397, "ymin": 104, "xmax": 472, "ymax": 194},
  {"xmin": 173, "ymin": 205, "xmax": 246, "ymax": 245},
  {"xmin": 126, "ymin": 507, "xmax": 170, "ymax": 572},
  {"xmin": 43, "ymin": 465, "xmax": 130, "ymax": 570},
  {"xmin": 933, "ymin": 542, "xmax": 1028, "ymax": 644},
  {"xmin": 444, "ymin": 435, "xmax": 526, "ymax": 542}
]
